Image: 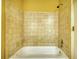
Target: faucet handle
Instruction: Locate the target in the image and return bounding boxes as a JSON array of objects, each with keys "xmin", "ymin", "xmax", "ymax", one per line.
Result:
[
  {"xmin": 60, "ymin": 40, "xmax": 63, "ymax": 48},
  {"xmin": 61, "ymin": 40, "xmax": 63, "ymax": 44}
]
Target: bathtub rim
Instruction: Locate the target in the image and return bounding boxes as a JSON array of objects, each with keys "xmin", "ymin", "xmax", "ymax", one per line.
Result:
[{"xmin": 9, "ymin": 46, "xmax": 69, "ymax": 59}]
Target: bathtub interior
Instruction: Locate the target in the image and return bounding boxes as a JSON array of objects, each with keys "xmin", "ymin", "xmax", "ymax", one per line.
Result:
[{"xmin": 10, "ymin": 46, "xmax": 68, "ymax": 59}]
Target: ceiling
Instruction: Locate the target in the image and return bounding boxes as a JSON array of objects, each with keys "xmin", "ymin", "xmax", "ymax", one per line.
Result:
[{"xmin": 23, "ymin": 0, "xmax": 59, "ymax": 12}]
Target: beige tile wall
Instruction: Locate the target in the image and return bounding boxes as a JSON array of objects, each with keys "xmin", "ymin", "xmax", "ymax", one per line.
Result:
[
  {"xmin": 59, "ymin": 0, "xmax": 71, "ymax": 58},
  {"xmin": 23, "ymin": 12, "xmax": 59, "ymax": 46},
  {"xmin": 5, "ymin": 0, "xmax": 23, "ymax": 57}
]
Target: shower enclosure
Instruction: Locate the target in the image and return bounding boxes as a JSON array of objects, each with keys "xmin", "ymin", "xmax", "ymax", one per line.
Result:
[{"xmin": 1, "ymin": 0, "xmax": 75, "ymax": 59}]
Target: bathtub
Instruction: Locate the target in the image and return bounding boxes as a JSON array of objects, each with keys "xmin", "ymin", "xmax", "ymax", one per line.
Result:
[{"xmin": 9, "ymin": 46, "xmax": 69, "ymax": 59}]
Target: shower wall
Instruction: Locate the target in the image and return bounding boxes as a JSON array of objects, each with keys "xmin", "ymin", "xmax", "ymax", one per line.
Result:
[
  {"xmin": 59, "ymin": 0, "xmax": 71, "ymax": 58},
  {"xmin": 23, "ymin": 12, "xmax": 58, "ymax": 46},
  {"xmin": 5, "ymin": 0, "xmax": 23, "ymax": 57}
]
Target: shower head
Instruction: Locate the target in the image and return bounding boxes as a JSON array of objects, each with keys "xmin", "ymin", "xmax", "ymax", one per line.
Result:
[
  {"xmin": 57, "ymin": 3, "xmax": 63, "ymax": 8},
  {"xmin": 57, "ymin": 5, "xmax": 59, "ymax": 8}
]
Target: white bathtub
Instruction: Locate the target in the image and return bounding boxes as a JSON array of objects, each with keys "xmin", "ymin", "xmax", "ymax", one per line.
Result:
[{"xmin": 9, "ymin": 46, "xmax": 69, "ymax": 59}]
